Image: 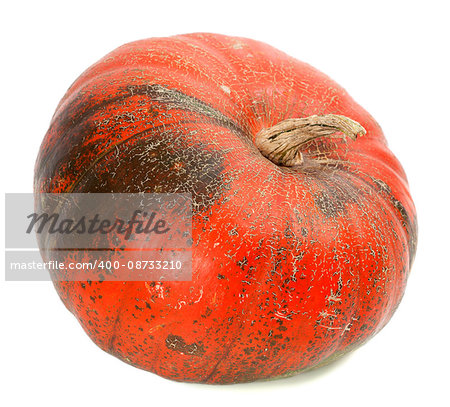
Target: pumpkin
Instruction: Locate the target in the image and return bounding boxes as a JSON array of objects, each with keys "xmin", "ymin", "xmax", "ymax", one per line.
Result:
[{"xmin": 34, "ymin": 33, "xmax": 417, "ymax": 384}]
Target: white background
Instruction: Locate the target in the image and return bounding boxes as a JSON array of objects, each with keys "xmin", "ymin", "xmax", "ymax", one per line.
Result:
[{"xmin": 1, "ymin": 1, "xmax": 449, "ymax": 406}]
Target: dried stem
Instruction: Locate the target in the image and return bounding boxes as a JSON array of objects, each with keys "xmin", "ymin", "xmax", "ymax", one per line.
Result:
[{"xmin": 255, "ymin": 114, "xmax": 366, "ymax": 167}]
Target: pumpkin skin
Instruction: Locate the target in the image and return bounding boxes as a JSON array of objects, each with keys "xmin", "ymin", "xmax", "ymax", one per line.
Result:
[{"xmin": 34, "ymin": 33, "xmax": 417, "ymax": 384}]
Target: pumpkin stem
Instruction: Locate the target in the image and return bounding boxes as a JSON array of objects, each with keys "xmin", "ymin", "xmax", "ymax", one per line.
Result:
[{"xmin": 255, "ymin": 114, "xmax": 366, "ymax": 167}]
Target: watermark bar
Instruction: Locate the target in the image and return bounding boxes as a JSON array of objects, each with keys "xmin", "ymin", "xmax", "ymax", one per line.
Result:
[{"xmin": 5, "ymin": 193, "xmax": 192, "ymax": 281}]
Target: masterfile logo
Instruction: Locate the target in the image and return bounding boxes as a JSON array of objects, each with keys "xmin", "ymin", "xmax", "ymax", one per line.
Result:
[{"xmin": 5, "ymin": 193, "xmax": 192, "ymax": 282}]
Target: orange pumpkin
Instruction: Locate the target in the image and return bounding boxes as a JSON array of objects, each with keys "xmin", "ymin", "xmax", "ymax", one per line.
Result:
[{"xmin": 35, "ymin": 33, "xmax": 417, "ymax": 383}]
